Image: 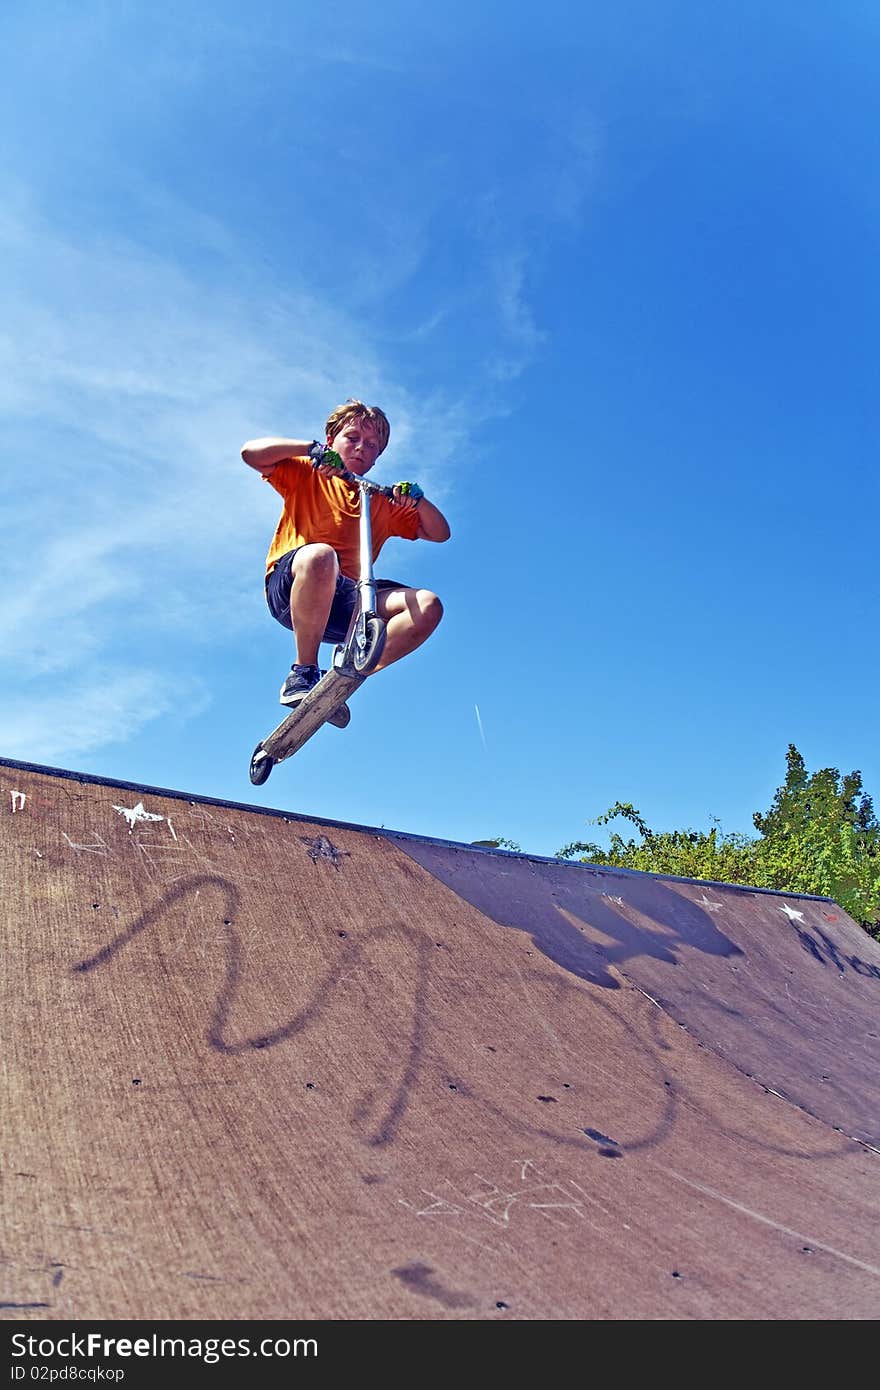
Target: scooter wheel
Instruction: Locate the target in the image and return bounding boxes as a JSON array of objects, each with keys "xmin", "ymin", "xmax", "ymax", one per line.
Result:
[
  {"xmin": 353, "ymin": 615, "xmax": 387, "ymax": 675},
  {"xmin": 249, "ymin": 746, "xmax": 273, "ymax": 785}
]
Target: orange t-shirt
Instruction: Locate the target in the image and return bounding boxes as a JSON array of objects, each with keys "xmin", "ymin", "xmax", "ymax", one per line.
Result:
[{"xmin": 263, "ymin": 458, "xmax": 420, "ymax": 578}]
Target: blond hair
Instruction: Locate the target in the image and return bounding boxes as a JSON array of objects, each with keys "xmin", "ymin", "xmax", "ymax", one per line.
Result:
[{"xmin": 325, "ymin": 399, "xmax": 390, "ymax": 454}]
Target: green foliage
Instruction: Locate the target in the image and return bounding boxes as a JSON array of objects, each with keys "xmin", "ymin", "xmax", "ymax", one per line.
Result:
[
  {"xmin": 558, "ymin": 801, "xmax": 757, "ymax": 886},
  {"xmin": 556, "ymin": 747, "xmax": 880, "ymax": 939},
  {"xmin": 471, "ymin": 836, "xmax": 522, "ymax": 852},
  {"xmin": 748, "ymin": 745, "xmax": 880, "ymax": 930}
]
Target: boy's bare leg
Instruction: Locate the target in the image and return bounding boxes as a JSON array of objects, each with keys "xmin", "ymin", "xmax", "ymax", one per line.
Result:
[
  {"xmin": 289, "ymin": 544, "xmax": 338, "ymax": 665},
  {"xmin": 373, "ymin": 587, "xmax": 443, "ymax": 672},
  {"xmin": 281, "ymin": 543, "xmax": 351, "ymax": 728}
]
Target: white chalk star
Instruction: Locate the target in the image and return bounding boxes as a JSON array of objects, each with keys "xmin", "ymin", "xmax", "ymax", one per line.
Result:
[
  {"xmin": 778, "ymin": 903, "xmax": 806, "ymax": 923},
  {"xmin": 112, "ymin": 801, "xmax": 165, "ymax": 830}
]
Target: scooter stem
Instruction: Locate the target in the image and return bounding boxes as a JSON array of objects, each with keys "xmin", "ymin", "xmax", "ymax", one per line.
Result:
[{"xmin": 356, "ymin": 478, "xmax": 377, "ymax": 615}]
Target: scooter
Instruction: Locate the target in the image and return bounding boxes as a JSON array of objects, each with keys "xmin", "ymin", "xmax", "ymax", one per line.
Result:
[{"xmin": 248, "ymin": 466, "xmax": 390, "ymax": 785}]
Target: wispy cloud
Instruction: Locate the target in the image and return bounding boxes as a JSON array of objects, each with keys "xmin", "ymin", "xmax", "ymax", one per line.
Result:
[
  {"xmin": 466, "ymin": 108, "xmax": 603, "ymax": 383},
  {"xmin": 0, "ymin": 671, "xmax": 207, "ymax": 766},
  {"xmin": 486, "ymin": 249, "xmax": 548, "ymax": 383}
]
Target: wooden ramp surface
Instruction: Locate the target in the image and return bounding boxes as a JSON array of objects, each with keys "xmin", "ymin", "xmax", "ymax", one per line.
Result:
[{"xmin": 2, "ymin": 758, "xmax": 879, "ymax": 1321}]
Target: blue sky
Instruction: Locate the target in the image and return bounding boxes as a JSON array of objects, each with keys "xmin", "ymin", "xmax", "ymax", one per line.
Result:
[{"xmin": 1, "ymin": 1, "xmax": 877, "ymax": 857}]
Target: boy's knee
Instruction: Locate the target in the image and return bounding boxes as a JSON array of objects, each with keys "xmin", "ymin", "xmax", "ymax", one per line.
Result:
[
  {"xmin": 419, "ymin": 590, "xmax": 443, "ymax": 631},
  {"xmin": 294, "ymin": 543, "xmax": 338, "ymax": 580}
]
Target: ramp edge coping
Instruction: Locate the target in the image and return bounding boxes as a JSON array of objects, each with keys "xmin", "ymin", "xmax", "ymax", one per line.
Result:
[{"xmin": 0, "ymin": 753, "xmax": 836, "ymax": 904}]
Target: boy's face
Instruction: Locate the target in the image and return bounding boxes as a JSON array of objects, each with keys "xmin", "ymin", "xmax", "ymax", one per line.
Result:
[{"xmin": 329, "ymin": 417, "xmax": 384, "ymax": 475}]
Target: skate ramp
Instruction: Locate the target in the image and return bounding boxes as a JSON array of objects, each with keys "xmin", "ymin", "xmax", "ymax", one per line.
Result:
[
  {"xmin": 2, "ymin": 757, "xmax": 879, "ymax": 1321},
  {"xmin": 402, "ymin": 839, "xmax": 880, "ymax": 1146}
]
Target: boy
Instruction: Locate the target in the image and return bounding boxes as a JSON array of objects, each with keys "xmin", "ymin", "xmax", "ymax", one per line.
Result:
[{"xmin": 242, "ymin": 400, "xmax": 450, "ymax": 725}]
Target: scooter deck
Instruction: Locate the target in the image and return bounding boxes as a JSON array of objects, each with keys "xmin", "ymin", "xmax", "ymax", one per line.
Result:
[{"xmin": 260, "ymin": 667, "xmax": 365, "ymax": 764}]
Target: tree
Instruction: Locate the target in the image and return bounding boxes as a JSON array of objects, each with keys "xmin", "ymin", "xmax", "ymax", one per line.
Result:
[
  {"xmin": 556, "ymin": 747, "xmax": 880, "ymax": 939},
  {"xmin": 749, "ymin": 745, "xmax": 880, "ymax": 930}
]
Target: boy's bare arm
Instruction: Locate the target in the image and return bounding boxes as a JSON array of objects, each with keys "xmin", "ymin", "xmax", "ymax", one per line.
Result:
[
  {"xmin": 416, "ymin": 497, "xmax": 451, "ymax": 542},
  {"xmin": 240, "ymin": 437, "xmax": 313, "ymax": 476},
  {"xmin": 390, "ymin": 490, "xmax": 451, "ymax": 543}
]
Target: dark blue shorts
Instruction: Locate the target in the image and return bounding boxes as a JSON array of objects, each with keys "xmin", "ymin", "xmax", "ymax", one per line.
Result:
[{"xmin": 265, "ymin": 549, "xmax": 403, "ymax": 645}]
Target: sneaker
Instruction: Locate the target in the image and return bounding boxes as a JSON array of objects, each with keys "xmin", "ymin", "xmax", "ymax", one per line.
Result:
[
  {"xmin": 279, "ymin": 664, "xmax": 351, "ymax": 729},
  {"xmin": 279, "ymin": 663, "xmax": 320, "ymax": 706}
]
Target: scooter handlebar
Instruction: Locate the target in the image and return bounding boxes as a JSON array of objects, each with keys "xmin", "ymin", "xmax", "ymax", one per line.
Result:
[{"xmin": 312, "ymin": 458, "xmax": 396, "ymax": 499}]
